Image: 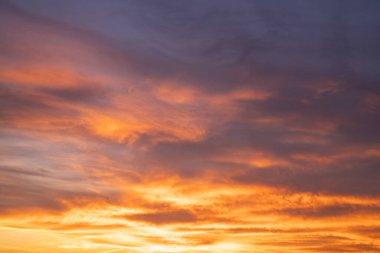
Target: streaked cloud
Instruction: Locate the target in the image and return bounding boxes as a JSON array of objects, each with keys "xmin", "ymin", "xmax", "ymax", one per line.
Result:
[{"xmin": 1, "ymin": 0, "xmax": 379, "ymax": 252}]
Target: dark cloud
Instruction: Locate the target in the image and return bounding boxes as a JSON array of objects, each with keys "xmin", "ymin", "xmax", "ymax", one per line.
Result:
[
  {"xmin": 280, "ymin": 203, "xmax": 380, "ymax": 218},
  {"xmin": 234, "ymin": 157, "xmax": 380, "ymax": 196},
  {"xmin": 123, "ymin": 209, "xmax": 198, "ymax": 225},
  {"xmin": 41, "ymin": 85, "xmax": 109, "ymax": 106},
  {"xmin": 8, "ymin": 0, "xmax": 380, "ymax": 91},
  {"xmin": 351, "ymin": 226, "xmax": 380, "ymax": 239},
  {"xmin": 0, "ymin": 166, "xmax": 82, "ymax": 213}
]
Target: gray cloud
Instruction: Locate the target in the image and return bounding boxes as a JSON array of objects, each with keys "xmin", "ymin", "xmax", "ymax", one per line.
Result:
[
  {"xmin": 123, "ymin": 209, "xmax": 198, "ymax": 225},
  {"xmin": 234, "ymin": 157, "xmax": 380, "ymax": 196}
]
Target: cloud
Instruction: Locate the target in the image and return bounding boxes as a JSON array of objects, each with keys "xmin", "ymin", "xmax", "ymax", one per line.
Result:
[
  {"xmin": 0, "ymin": 165, "xmax": 115, "ymax": 214},
  {"xmin": 280, "ymin": 203, "xmax": 380, "ymax": 218},
  {"xmin": 1, "ymin": 1, "xmax": 380, "ymax": 253},
  {"xmin": 124, "ymin": 209, "xmax": 198, "ymax": 225},
  {"xmin": 234, "ymin": 157, "xmax": 380, "ymax": 196}
]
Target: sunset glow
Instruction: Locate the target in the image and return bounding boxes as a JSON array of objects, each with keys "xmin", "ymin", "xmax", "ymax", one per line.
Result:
[{"xmin": 1, "ymin": 1, "xmax": 380, "ymax": 252}]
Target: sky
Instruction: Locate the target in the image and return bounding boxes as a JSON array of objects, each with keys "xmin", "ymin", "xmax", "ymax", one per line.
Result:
[{"xmin": 0, "ymin": 0, "xmax": 380, "ymax": 252}]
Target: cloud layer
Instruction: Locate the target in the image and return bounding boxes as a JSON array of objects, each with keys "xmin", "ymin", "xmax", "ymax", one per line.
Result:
[{"xmin": 1, "ymin": 1, "xmax": 380, "ymax": 252}]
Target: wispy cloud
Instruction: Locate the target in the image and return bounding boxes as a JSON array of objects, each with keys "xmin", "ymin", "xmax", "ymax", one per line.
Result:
[{"xmin": 1, "ymin": 0, "xmax": 380, "ymax": 252}]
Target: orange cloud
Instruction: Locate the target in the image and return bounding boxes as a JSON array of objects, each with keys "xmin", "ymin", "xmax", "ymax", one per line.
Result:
[{"xmin": 1, "ymin": 2, "xmax": 380, "ymax": 253}]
